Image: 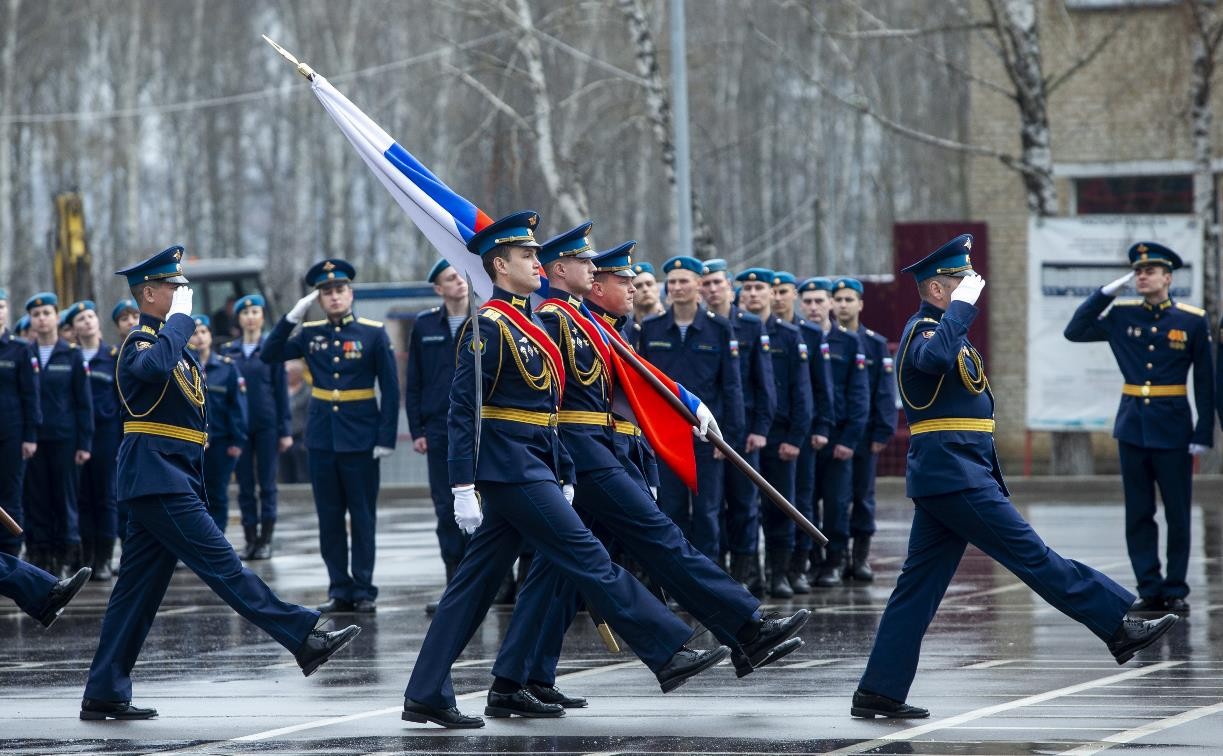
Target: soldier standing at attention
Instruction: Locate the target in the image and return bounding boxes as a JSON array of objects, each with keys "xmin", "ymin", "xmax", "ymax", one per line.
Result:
[
  {"xmin": 0, "ymin": 288, "xmax": 40, "ymax": 558},
  {"xmin": 188, "ymin": 315, "xmax": 248, "ymax": 532},
  {"xmin": 1064, "ymin": 242, "xmax": 1213, "ymax": 616},
  {"xmin": 624, "ymin": 261, "xmax": 663, "ymax": 345},
  {"xmin": 262, "ymin": 261, "xmax": 399, "ymax": 614}
]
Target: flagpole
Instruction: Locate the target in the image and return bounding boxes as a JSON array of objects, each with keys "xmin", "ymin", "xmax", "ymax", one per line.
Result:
[{"xmin": 262, "ymin": 35, "xmax": 317, "ymax": 81}]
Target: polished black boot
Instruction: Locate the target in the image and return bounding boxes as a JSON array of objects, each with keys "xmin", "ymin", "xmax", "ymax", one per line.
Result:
[
  {"xmin": 527, "ymin": 682, "xmax": 587, "ymax": 708},
  {"xmin": 850, "ymin": 689, "xmax": 929, "ymax": 719},
  {"xmin": 485, "ymin": 688, "xmax": 564, "ymax": 719},
  {"xmin": 767, "ymin": 549, "xmax": 794, "ymax": 598},
  {"xmin": 80, "ymin": 698, "xmax": 158, "ymax": 720},
  {"xmin": 656, "ymin": 645, "xmax": 731, "ymax": 693},
  {"xmin": 731, "ymin": 609, "xmax": 811, "ymax": 677},
  {"xmin": 240, "ymin": 524, "xmax": 259, "ymax": 560},
  {"xmin": 251, "ymin": 521, "xmax": 274, "ymax": 560},
  {"xmin": 814, "ymin": 550, "xmax": 844, "ymax": 587},
  {"xmin": 295, "ymin": 624, "xmax": 362, "ymax": 676},
  {"xmin": 37, "ymin": 567, "xmax": 92, "ymax": 628},
  {"xmin": 787, "ymin": 549, "xmax": 811, "ymax": 594},
  {"xmin": 92, "ymin": 538, "xmax": 115, "ymax": 581},
  {"xmin": 849, "ymin": 536, "xmax": 874, "ymax": 582},
  {"xmin": 1108, "ymin": 614, "xmax": 1177, "ymax": 664},
  {"xmin": 1129, "ymin": 596, "xmax": 1164, "ymax": 614}
]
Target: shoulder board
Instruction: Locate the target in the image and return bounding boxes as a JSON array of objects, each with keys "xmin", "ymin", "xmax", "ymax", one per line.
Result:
[
  {"xmin": 642, "ymin": 313, "xmax": 666, "ymax": 324},
  {"xmin": 1111, "ymin": 299, "xmax": 1142, "ymax": 307},
  {"xmin": 775, "ymin": 319, "xmax": 799, "ymax": 333},
  {"xmin": 1176, "ymin": 302, "xmax": 1206, "ymax": 316},
  {"xmin": 538, "ymin": 303, "xmax": 560, "ymax": 314},
  {"xmin": 796, "ymin": 319, "xmax": 821, "ymax": 332},
  {"xmin": 707, "ymin": 311, "xmax": 731, "ymax": 326},
  {"xmin": 865, "ymin": 328, "xmax": 875, "ymax": 336},
  {"xmin": 867, "ymin": 329, "xmax": 888, "ymax": 344},
  {"xmin": 480, "ymin": 309, "xmax": 503, "ymax": 321},
  {"xmin": 140, "ymin": 324, "xmax": 157, "ymax": 335},
  {"xmin": 302, "ymin": 319, "xmax": 326, "ymax": 327},
  {"xmin": 70, "ymin": 343, "xmax": 80, "ymax": 349},
  {"xmin": 358, "ymin": 317, "xmax": 384, "ymax": 327},
  {"xmin": 109, "ymin": 346, "xmax": 118, "ymax": 357},
  {"xmin": 737, "ymin": 310, "xmax": 761, "ymax": 323},
  {"xmin": 429, "ymin": 306, "xmax": 440, "ymax": 314}
]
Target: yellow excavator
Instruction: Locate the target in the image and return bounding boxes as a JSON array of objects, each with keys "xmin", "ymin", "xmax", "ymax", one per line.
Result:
[{"xmin": 50, "ymin": 191, "xmax": 93, "ymax": 306}]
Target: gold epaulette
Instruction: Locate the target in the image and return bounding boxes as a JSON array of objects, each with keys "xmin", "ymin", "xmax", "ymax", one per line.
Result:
[
  {"xmin": 302, "ymin": 319, "xmax": 326, "ymax": 327},
  {"xmin": 1112, "ymin": 299, "xmax": 1142, "ymax": 307},
  {"xmin": 357, "ymin": 317, "xmax": 384, "ymax": 327},
  {"xmin": 1176, "ymin": 302, "xmax": 1207, "ymax": 316},
  {"xmin": 140, "ymin": 324, "xmax": 157, "ymax": 335},
  {"xmin": 538, "ymin": 304, "xmax": 559, "ymax": 314},
  {"xmin": 481, "ymin": 309, "xmax": 503, "ymax": 321}
]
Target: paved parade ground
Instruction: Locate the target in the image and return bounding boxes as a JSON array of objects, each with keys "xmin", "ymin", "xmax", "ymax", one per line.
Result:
[{"xmin": 4, "ymin": 481, "xmax": 1223, "ymax": 755}]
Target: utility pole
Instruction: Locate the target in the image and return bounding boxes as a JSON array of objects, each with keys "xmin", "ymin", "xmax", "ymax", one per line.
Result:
[{"xmin": 670, "ymin": 0, "xmax": 693, "ymax": 257}]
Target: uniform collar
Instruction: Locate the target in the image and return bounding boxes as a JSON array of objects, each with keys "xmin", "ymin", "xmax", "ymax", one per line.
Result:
[
  {"xmin": 138, "ymin": 312, "xmax": 165, "ymax": 333},
  {"xmin": 547, "ymin": 284, "xmax": 583, "ymax": 308},
  {"xmin": 664, "ymin": 304, "xmax": 706, "ymax": 331},
  {"xmin": 918, "ymin": 301, "xmax": 945, "ymax": 320},
  {"xmin": 491, "ymin": 286, "xmax": 532, "ymax": 316},
  {"xmin": 1142, "ymin": 297, "xmax": 1174, "ymax": 312},
  {"xmin": 328, "ymin": 312, "xmax": 356, "ymax": 326},
  {"xmin": 584, "ymin": 300, "xmax": 625, "ymax": 329}
]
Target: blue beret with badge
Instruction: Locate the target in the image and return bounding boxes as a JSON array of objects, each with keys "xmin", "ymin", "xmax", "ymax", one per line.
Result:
[
  {"xmin": 735, "ymin": 267, "xmax": 774, "ymax": 284},
  {"xmin": 772, "ymin": 271, "xmax": 797, "ymax": 287},
  {"xmin": 426, "ymin": 259, "xmax": 452, "ymax": 284},
  {"xmin": 901, "ymin": 233, "xmax": 975, "ymax": 282},
  {"xmin": 798, "ymin": 277, "xmax": 833, "ymax": 293},
  {"xmin": 192, "ymin": 314, "xmax": 211, "ymax": 329},
  {"xmin": 233, "ymin": 293, "xmax": 266, "ymax": 316},
  {"xmin": 63, "ymin": 300, "xmax": 96, "ymax": 325},
  {"xmin": 663, "ymin": 255, "xmax": 705, "ymax": 276},
  {"xmin": 115, "ymin": 244, "xmax": 190, "ymax": 287},
  {"xmin": 701, "ymin": 258, "xmax": 728, "ymax": 276},
  {"xmin": 539, "ymin": 221, "xmax": 597, "ymax": 265},
  {"xmin": 25, "ymin": 291, "xmax": 58, "ymax": 311},
  {"xmin": 631, "ymin": 261, "xmax": 656, "ymax": 276},
  {"xmin": 592, "ymin": 241, "xmax": 637, "ymax": 277},
  {"xmin": 305, "ymin": 259, "xmax": 356, "ymax": 289},
  {"xmin": 1128, "ymin": 241, "xmax": 1182, "ymax": 270},
  {"xmin": 833, "ymin": 276, "xmax": 864, "ymax": 294},
  {"xmin": 111, "ymin": 298, "xmax": 139, "ymax": 323},
  {"xmin": 466, "ymin": 210, "xmax": 541, "ymax": 256}
]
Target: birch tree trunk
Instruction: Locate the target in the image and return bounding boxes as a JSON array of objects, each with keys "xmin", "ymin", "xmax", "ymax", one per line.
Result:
[{"xmin": 0, "ymin": 0, "xmax": 20, "ymax": 286}]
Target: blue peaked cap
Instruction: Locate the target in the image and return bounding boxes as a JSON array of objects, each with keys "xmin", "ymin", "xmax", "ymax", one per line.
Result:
[
  {"xmin": 115, "ymin": 245, "xmax": 189, "ymax": 287},
  {"xmin": 466, "ymin": 210, "xmax": 541, "ymax": 256},
  {"xmin": 592, "ymin": 241, "xmax": 637, "ymax": 277},
  {"xmin": 901, "ymin": 234, "xmax": 976, "ymax": 282},
  {"xmin": 539, "ymin": 221, "xmax": 597, "ymax": 266},
  {"xmin": 305, "ymin": 259, "xmax": 356, "ymax": 289},
  {"xmin": 1128, "ymin": 241, "xmax": 1183, "ymax": 270}
]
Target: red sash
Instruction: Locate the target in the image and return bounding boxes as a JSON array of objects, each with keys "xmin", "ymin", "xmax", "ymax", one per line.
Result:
[
  {"xmin": 539, "ymin": 298, "xmax": 613, "ymax": 381},
  {"xmin": 481, "ymin": 299, "xmax": 565, "ymax": 401}
]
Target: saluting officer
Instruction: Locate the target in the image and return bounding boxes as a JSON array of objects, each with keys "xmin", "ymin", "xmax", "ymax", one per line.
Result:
[
  {"xmin": 1, "ymin": 551, "xmax": 90, "ymax": 627},
  {"xmin": 22, "ymin": 292, "xmax": 93, "ymax": 577},
  {"xmin": 832, "ymin": 277, "xmax": 897, "ymax": 582},
  {"xmin": 263, "ymin": 260, "xmax": 399, "ymax": 614},
  {"xmin": 225, "ymin": 294, "xmax": 290, "ymax": 561},
  {"xmin": 0, "ymin": 288, "xmax": 40, "ymax": 558},
  {"xmin": 853, "ymin": 234, "xmax": 1173, "ymax": 720},
  {"xmin": 112, "ymin": 299, "xmax": 140, "ymax": 343},
  {"xmin": 403, "ymin": 212, "xmax": 728, "ymax": 730},
  {"xmin": 66, "ymin": 300, "xmax": 122, "ymax": 580},
  {"xmin": 700, "ymin": 259, "xmax": 775, "ymax": 595},
  {"xmin": 1064, "ymin": 242, "xmax": 1213, "ymax": 616},
  {"xmin": 638, "ymin": 256, "xmax": 745, "ymax": 562},
  {"xmin": 189, "ymin": 315, "xmax": 248, "ymax": 532},
  {"xmin": 405, "ymin": 259, "xmax": 470, "ymax": 602},
  {"xmin": 82, "ymin": 246, "xmax": 358, "ymax": 721}
]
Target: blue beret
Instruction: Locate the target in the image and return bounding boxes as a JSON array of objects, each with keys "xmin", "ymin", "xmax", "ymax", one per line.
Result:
[
  {"xmin": 798, "ymin": 277, "xmax": 833, "ymax": 293},
  {"xmin": 115, "ymin": 245, "xmax": 189, "ymax": 288},
  {"xmin": 0, "ymin": 287, "xmax": 6, "ymax": 301},
  {"xmin": 426, "ymin": 259, "xmax": 451, "ymax": 284},
  {"xmin": 592, "ymin": 241, "xmax": 637, "ymax": 277},
  {"xmin": 111, "ymin": 299, "xmax": 139, "ymax": 323},
  {"xmin": 63, "ymin": 300, "xmax": 97, "ymax": 325},
  {"xmin": 735, "ymin": 267, "xmax": 774, "ymax": 284},
  {"xmin": 466, "ymin": 210, "xmax": 541, "ymax": 256},
  {"xmin": 772, "ymin": 271, "xmax": 797, "ymax": 287},
  {"xmin": 701, "ymin": 258, "xmax": 728, "ymax": 275},
  {"xmin": 833, "ymin": 277, "xmax": 864, "ymax": 295},
  {"xmin": 25, "ymin": 291, "xmax": 57, "ymax": 311},
  {"xmin": 58, "ymin": 311, "xmax": 71, "ymax": 327},
  {"xmin": 631, "ymin": 261, "xmax": 656, "ymax": 276},
  {"xmin": 15, "ymin": 314, "xmax": 30, "ymax": 332},
  {"xmin": 901, "ymin": 234, "xmax": 975, "ymax": 282},
  {"xmin": 662, "ymin": 256, "xmax": 704, "ymax": 276},
  {"xmin": 233, "ymin": 294, "xmax": 266, "ymax": 316},
  {"xmin": 192, "ymin": 314, "xmax": 211, "ymax": 328},
  {"xmin": 1128, "ymin": 241, "xmax": 1182, "ymax": 270},
  {"xmin": 305, "ymin": 259, "xmax": 356, "ymax": 289}
]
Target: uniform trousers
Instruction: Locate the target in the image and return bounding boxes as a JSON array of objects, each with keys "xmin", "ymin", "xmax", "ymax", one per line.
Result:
[
  {"xmin": 0, "ymin": 550, "xmax": 57, "ymax": 616},
  {"xmin": 237, "ymin": 428, "xmax": 280, "ymax": 527},
  {"xmin": 78, "ymin": 424, "xmax": 120, "ymax": 542},
  {"xmin": 657, "ymin": 443, "xmax": 723, "ymax": 562},
  {"xmin": 810, "ymin": 446, "xmax": 853, "ymax": 558},
  {"xmin": 24, "ymin": 440, "xmax": 79, "ymax": 547},
  {"xmin": 760, "ymin": 446, "xmax": 798, "ymax": 551},
  {"xmin": 0, "ymin": 438, "xmax": 26, "ymax": 553},
  {"xmin": 723, "ymin": 449, "xmax": 761, "ymax": 556},
  {"xmin": 850, "ymin": 449, "xmax": 880, "ymax": 538},
  {"xmin": 203, "ymin": 443, "xmax": 241, "ymax": 533},
  {"xmin": 1118, "ymin": 441, "xmax": 1193, "ymax": 600},
  {"xmin": 307, "ymin": 449, "xmax": 379, "ymax": 602}
]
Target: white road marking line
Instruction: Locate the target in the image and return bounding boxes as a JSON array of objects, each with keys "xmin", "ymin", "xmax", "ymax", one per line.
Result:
[
  {"xmin": 1057, "ymin": 700, "xmax": 1223, "ymax": 755},
  {"xmin": 783, "ymin": 658, "xmax": 842, "ymax": 669},
  {"xmin": 961, "ymin": 659, "xmax": 1016, "ymax": 669}
]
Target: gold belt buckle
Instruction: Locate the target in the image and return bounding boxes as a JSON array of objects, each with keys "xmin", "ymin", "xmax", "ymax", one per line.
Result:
[
  {"xmin": 1141, "ymin": 385, "xmax": 1150, "ymax": 397},
  {"xmin": 331, "ymin": 388, "xmax": 341, "ymax": 401}
]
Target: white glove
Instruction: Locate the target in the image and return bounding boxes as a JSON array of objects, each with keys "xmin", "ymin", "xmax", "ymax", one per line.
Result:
[
  {"xmin": 949, "ymin": 273, "xmax": 985, "ymax": 306},
  {"xmin": 287, "ymin": 290, "xmax": 319, "ymax": 323},
  {"xmin": 168, "ymin": 286, "xmax": 193, "ymax": 319},
  {"xmin": 372, "ymin": 446, "xmax": 394, "ymax": 459},
  {"xmin": 1102, "ymin": 271, "xmax": 1135, "ymax": 296},
  {"xmin": 649, "ymin": 485, "xmax": 658, "ymax": 500},
  {"xmin": 1189, "ymin": 443, "xmax": 1209, "ymax": 456},
  {"xmin": 562, "ymin": 483, "xmax": 575, "ymax": 504},
  {"xmin": 452, "ymin": 484, "xmax": 482, "ymax": 534},
  {"xmin": 693, "ymin": 401, "xmax": 722, "ymax": 441}
]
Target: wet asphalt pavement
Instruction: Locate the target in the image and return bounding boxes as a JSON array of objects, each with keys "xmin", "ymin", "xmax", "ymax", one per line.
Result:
[{"xmin": 3, "ymin": 480, "xmax": 1223, "ymax": 755}]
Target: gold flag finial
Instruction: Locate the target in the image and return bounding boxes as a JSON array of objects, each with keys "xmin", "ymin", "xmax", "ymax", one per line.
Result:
[{"xmin": 262, "ymin": 35, "xmax": 316, "ymax": 80}]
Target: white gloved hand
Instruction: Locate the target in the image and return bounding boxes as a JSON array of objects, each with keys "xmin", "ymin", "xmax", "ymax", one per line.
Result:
[
  {"xmin": 168, "ymin": 286, "xmax": 193, "ymax": 319},
  {"xmin": 1189, "ymin": 443, "xmax": 1209, "ymax": 456},
  {"xmin": 1102, "ymin": 271, "xmax": 1136, "ymax": 297},
  {"xmin": 372, "ymin": 446, "xmax": 394, "ymax": 459},
  {"xmin": 562, "ymin": 483, "xmax": 575, "ymax": 504},
  {"xmin": 649, "ymin": 485, "xmax": 658, "ymax": 500},
  {"xmin": 693, "ymin": 401, "xmax": 722, "ymax": 441},
  {"xmin": 287, "ymin": 290, "xmax": 319, "ymax": 323},
  {"xmin": 949, "ymin": 273, "xmax": 985, "ymax": 306},
  {"xmin": 452, "ymin": 484, "xmax": 483, "ymax": 534}
]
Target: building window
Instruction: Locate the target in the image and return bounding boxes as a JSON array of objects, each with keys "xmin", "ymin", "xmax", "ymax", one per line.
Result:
[{"xmin": 1074, "ymin": 175, "xmax": 1193, "ymax": 215}]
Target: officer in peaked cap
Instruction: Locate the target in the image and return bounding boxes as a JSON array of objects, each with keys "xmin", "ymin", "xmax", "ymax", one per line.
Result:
[
  {"xmin": 1065, "ymin": 241, "xmax": 1212, "ymax": 616},
  {"xmin": 82, "ymin": 245, "xmax": 359, "ymax": 721},
  {"xmin": 0, "ymin": 287, "xmax": 40, "ymax": 559},
  {"xmin": 188, "ymin": 314, "xmax": 249, "ymax": 533}
]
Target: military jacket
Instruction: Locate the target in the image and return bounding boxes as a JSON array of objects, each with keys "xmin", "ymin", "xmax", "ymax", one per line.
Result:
[
  {"xmin": 764, "ymin": 314, "xmax": 813, "ymax": 448},
  {"xmin": 405, "ymin": 305, "xmax": 461, "ymax": 440},
  {"xmin": 201, "ymin": 352, "xmax": 248, "ymax": 447},
  {"xmin": 0, "ymin": 329, "xmax": 39, "ymax": 443},
  {"xmin": 793, "ymin": 317, "xmax": 835, "ymax": 439},
  {"xmin": 85, "ymin": 342, "xmax": 121, "ymax": 426},
  {"xmin": 35, "ymin": 338, "xmax": 93, "ymax": 451},
  {"xmin": 858, "ymin": 325, "xmax": 898, "ymax": 448},
  {"xmin": 729, "ymin": 305, "xmax": 777, "ymax": 441},
  {"xmin": 223, "ymin": 336, "xmax": 290, "ymax": 437}
]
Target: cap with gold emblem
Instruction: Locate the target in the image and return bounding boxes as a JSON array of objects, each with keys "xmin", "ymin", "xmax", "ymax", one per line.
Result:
[
  {"xmin": 115, "ymin": 245, "xmax": 190, "ymax": 287},
  {"xmin": 305, "ymin": 259, "xmax": 356, "ymax": 289},
  {"xmin": 901, "ymin": 234, "xmax": 976, "ymax": 282},
  {"xmin": 25, "ymin": 291, "xmax": 58, "ymax": 311},
  {"xmin": 233, "ymin": 293, "xmax": 267, "ymax": 317},
  {"xmin": 1127, "ymin": 241, "xmax": 1183, "ymax": 270},
  {"xmin": 466, "ymin": 210, "xmax": 541, "ymax": 256}
]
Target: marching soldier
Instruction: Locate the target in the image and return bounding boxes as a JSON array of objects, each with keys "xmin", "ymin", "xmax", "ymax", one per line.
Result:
[
  {"xmin": 403, "ymin": 212, "xmax": 729, "ymax": 729},
  {"xmin": 66, "ymin": 301, "xmax": 122, "ymax": 580},
  {"xmin": 82, "ymin": 246, "xmax": 359, "ymax": 721},
  {"xmin": 225, "ymin": 294, "xmax": 290, "ymax": 560},
  {"xmin": 700, "ymin": 259, "xmax": 775, "ymax": 594},
  {"xmin": 1, "ymin": 552, "xmax": 90, "ymax": 626},
  {"xmin": 832, "ymin": 277, "xmax": 897, "ymax": 582},
  {"xmin": 189, "ymin": 315, "xmax": 249, "ymax": 532},
  {"xmin": 112, "ymin": 299, "xmax": 140, "ymax": 342},
  {"xmin": 22, "ymin": 292, "xmax": 93, "ymax": 577},
  {"xmin": 0, "ymin": 288, "xmax": 40, "ymax": 558},
  {"xmin": 638, "ymin": 256, "xmax": 745, "ymax": 562},
  {"xmin": 1064, "ymin": 242, "xmax": 1213, "ymax": 616},
  {"xmin": 263, "ymin": 260, "xmax": 399, "ymax": 614},
  {"xmin": 853, "ymin": 234, "xmax": 1174, "ymax": 719}
]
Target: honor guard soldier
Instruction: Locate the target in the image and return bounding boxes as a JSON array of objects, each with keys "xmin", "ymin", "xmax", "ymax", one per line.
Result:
[
  {"xmin": 624, "ymin": 261, "xmax": 663, "ymax": 345},
  {"xmin": 22, "ymin": 292, "xmax": 93, "ymax": 577},
  {"xmin": 1064, "ymin": 242, "xmax": 1213, "ymax": 616},
  {"xmin": 638, "ymin": 256, "xmax": 745, "ymax": 562},
  {"xmin": 82, "ymin": 246, "xmax": 359, "ymax": 721},
  {"xmin": 263, "ymin": 260, "xmax": 399, "ymax": 614},
  {"xmin": 700, "ymin": 259, "xmax": 775, "ymax": 594},
  {"xmin": 403, "ymin": 212, "xmax": 730, "ymax": 729},
  {"xmin": 225, "ymin": 294, "xmax": 290, "ymax": 560},
  {"xmin": 112, "ymin": 299, "xmax": 140, "ymax": 342},
  {"xmin": 406, "ymin": 259, "xmax": 471, "ymax": 605},
  {"xmin": 0, "ymin": 289, "xmax": 40, "ymax": 558},
  {"xmin": 1, "ymin": 551, "xmax": 90, "ymax": 626},
  {"xmin": 853, "ymin": 234, "xmax": 1175, "ymax": 720},
  {"xmin": 832, "ymin": 277, "xmax": 897, "ymax": 582},
  {"xmin": 66, "ymin": 301, "xmax": 122, "ymax": 580},
  {"xmin": 189, "ymin": 315, "xmax": 249, "ymax": 532}
]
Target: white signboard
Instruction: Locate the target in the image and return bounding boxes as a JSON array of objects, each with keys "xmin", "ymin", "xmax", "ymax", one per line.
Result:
[{"xmin": 1026, "ymin": 215, "xmax": 1203, "ymax": 432}]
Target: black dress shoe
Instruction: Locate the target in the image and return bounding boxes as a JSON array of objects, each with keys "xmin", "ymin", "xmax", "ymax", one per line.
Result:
[
  {"xmin": 316, "ymin": 598, "xmax": 355, "ymax": 613},
  {"xmin": 353, "ymin": 599, "xmax": 377, "ymax": 614},
  {"xmin": 850, "ymin": 689, "xmax": 929, "ymax": 719},
  {"xmin": 1130, "ymin": 596, "xmax": 1164, "ymax": 614},
  {"xmin": 732, "ymin": 609, "xmax": 811, "ymax": 677},
  {"xmin": 1108, "ymin": 614, "xmax": 1177, "ymax": 664},
  {"xmin": 485, "ymin": 688, "xmax": 564, "ymax": 718},
  {"xmin": 527, "ymin": 683, "xmax": 587, "ymax": 708},
  {"xmin": 37, "ymin": 567, "xmax": 92, "ymax": 628},
  {"xmin": 1164, "ymin": 597, "xmax": 1190, "ymax": 615},
  {"xmin": 295, "ymin": 624, "xmax": 361, "ymax": 676},
  {"xmin": 656, "ymin": 645, "xmax": 730, "ymax": 693},
  {"xmin": 402, "ymin": 700, "xmax": 484, "ymax": 728},
  {"xmin": 80, "ymin": 698, "xmax": 158, "ymax": 720}
]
